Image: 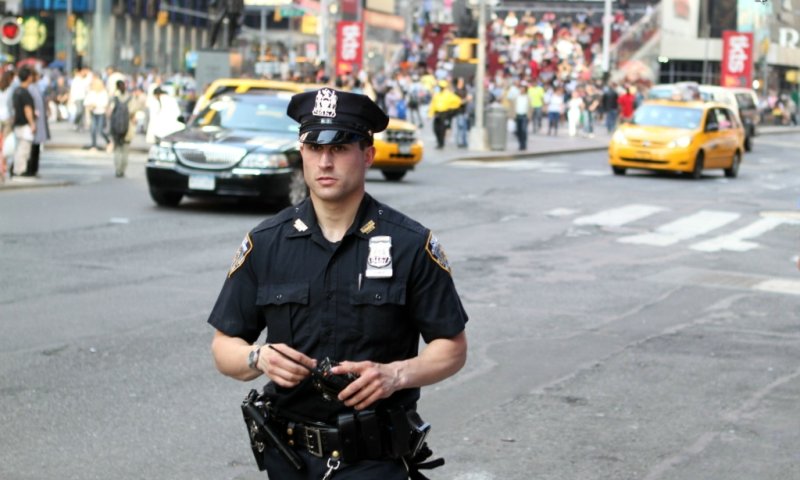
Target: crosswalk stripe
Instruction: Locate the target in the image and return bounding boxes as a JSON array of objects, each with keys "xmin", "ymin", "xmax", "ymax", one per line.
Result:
[
  {"xmin": 753, "ymin": 278, "xmax": 800, "ymax": 296},
  {"xmin": 619, "ymin": 210, "xmax": 740, "ymax": 246},
  {"xmin": 574, "ymin": 204, "xmax": 666, "ymax": 227},
  {"xmin": 690, "ymin": 217, "xmax": 788, "ymax": 252}
]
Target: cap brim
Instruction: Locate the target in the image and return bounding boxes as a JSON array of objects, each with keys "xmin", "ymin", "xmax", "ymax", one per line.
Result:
[{"xmin": 299, "ymin": 129, "xmax": 366, "ymax": 145}]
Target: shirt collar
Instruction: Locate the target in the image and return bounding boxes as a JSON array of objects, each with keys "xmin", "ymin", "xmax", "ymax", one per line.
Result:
[{"xmin": 285, "ymin": 194, "xmax": 381, "ymax": 240}]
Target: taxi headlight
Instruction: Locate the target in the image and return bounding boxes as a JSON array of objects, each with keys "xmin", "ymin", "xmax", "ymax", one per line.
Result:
[
  {"xmin": 611, "ymin": 130, "xmax": 628, "ymax": 145},
  {"xmin": 374, "ymin": 131, "xmax": 387, "ymax": 141},
  {"xmin": 148, "ymin": 144, "xmax": 177, "ymax": 162},
  {"xmin": 240, "ymin": 152, "xmax": 289, "ymax": 169},
  {"xmin": 667, "ymin": 136, "xmax": 692, "ymax": 148}
]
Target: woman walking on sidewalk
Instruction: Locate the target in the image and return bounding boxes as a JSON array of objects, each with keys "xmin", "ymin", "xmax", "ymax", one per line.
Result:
[
  {"xmin": 84, "ymin": 77, "xmax": 110, "ymax": 151},
  {"xmin": 546, "ymin": 86, "xmax": 565, "ymax": 136}
]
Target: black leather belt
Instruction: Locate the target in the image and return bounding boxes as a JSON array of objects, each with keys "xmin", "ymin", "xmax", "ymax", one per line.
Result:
[{"xmin": 286, "ymin": 422, "xmax": 341, "ymax": 458}]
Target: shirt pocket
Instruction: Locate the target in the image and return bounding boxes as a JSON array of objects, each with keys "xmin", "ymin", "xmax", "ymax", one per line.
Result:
[
  {"xmin": 349, "ymin": 282, "xmax": 408, "ymax": 343},
  {"xmin": 256, "ymin": 282, "xmax": 309, "ymax": 344}
]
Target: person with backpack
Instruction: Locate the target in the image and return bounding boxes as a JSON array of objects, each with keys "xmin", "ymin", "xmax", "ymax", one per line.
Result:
[{"xmin": 109, "ymin": 79, "xmax": 136, "ymax": 177}]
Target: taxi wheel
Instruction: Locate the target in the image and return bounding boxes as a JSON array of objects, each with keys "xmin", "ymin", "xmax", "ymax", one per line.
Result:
[
  {"xmin": 382, "ymin": 170, "xmax": 407, "ymax": 182},
  {"xmin": 724, "ymin": 151, "xmax": 741, "ymax": 178},
  {"xmin": 690, "ymin": 152, "xmax": 704, "ymax": 179},
  {"xmin": 149, "ymin": 189, "xmax": 183, "ymax": 207},
  {"xmin": 284, "ymin": 168, "xmax": 309, "ymax": 206},
  {"xmin": 612, "ymin": 166, "xmax": 626, "ymax": 176}
]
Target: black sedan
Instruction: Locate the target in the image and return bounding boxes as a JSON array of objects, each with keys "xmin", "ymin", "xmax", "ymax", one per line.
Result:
[{"xmin": 145, "ymin": 92, "xmax": 308, "ymax": 207}]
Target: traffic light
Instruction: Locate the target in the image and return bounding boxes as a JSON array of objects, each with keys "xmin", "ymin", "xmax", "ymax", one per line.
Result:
[{"xmin": 0, "ymin": 17, "xmax": 21, "ymax": 46}]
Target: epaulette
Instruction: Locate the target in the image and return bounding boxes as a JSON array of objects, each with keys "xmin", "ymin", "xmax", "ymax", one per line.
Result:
[
  {"xmin": 252, "ymin": 205, "xmax": 300, "ymax": 234},
  {"xmin": 373, "ymin": 201, "xmax": 428, "ymax": 238}
]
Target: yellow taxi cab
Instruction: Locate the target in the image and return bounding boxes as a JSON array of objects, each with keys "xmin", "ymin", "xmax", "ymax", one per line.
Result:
[
  {"xmin": 193, "ymin": 78, "xmax": 423, "ymax": 181},
  {"xmin": 608, "ymin": 99, "xmax": 745, "ymax": 179}
]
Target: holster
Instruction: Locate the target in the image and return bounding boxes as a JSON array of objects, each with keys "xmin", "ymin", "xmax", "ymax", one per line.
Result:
[{"xmin": 240, "ymin": 389, "xmax": 304, "ymax": 471}]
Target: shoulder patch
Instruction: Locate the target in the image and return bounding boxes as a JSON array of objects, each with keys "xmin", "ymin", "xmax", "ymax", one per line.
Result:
[
  {"xmin": 425, "ymin": 232, "xmax": 451, "ymax": 274},
  {"xmin": 228, "ymin": 233, "xmax": 253, "ymax": 277}
]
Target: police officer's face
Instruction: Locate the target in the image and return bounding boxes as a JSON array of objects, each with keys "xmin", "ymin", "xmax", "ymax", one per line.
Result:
[{"xmin": 300, "ymin": 142, "xmax": 375, "ymax": 203}]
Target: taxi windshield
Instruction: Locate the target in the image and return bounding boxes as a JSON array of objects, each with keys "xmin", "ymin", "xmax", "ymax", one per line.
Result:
[
  {"xmin": 192, "ymin": 95, "xmax": 299, "ymax": 133},
  {"xmin": 632, "ymin": 104, "xmax": 703, "ymax": 129}
]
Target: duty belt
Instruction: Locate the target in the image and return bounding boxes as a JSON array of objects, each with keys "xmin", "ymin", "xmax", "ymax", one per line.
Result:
[{"xmin": 267, "ymin": 407, "xmax": 420, "ymax": 463}]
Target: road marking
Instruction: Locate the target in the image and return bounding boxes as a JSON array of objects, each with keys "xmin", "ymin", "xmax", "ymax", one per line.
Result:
[
  {"xmin": 753, "ymin": 278, "xmax": 800, "ymax": 296},
  {"xmin": 690, "ymin": 217, "xmax": 788, "ymax": 252},
  {"xmin": 574, "ymin": 204, "xmax": 666, "ymax": 227},
  {"xmin": 576, "ymin": 169, "xmax": 611, "ymax": 176},
  {"xmin": 619, "ymin": 210, "xmax": 740, "ymax": 246},
  {"xmin": 546, "ymin": 207, "xmax": 581, "ymax": 217}
]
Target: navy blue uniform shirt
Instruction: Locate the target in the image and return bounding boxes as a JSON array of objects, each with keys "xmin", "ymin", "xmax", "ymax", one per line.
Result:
[{"xmin": 209, "ymin": 194, "xmax": 468, "ymax": 422}]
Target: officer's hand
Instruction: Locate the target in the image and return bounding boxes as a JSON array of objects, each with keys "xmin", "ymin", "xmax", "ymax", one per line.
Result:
[
  {"xmin": 259, "ymin": 344, "xmax": 316, "ymax": 388},
  {"xmin": 332, "ymin": 361, "xmax": 400, "ymax": 411}
]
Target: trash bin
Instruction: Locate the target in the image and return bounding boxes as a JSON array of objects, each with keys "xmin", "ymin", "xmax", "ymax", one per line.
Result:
[{"xmin": 485, "ymin": 103, "xmax": 508, "ymax": 151}]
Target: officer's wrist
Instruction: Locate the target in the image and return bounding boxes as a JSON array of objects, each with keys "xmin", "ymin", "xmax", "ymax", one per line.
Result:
[{"xmin": 247, "ymin": 344, "xmax": 262, "ymax": 372}]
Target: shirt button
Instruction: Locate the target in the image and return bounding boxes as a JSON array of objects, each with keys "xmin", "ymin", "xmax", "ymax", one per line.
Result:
[
  {"xmin": 276, "ymin": 294, "xmax": 283, "ymax": 300},
  {"xmin": 327, "ymin": 292, "xmax": 334, "ymax": 300},
  {"xmin": 374, "ymin": 293, "xmax": 382, "ymax": 301}
]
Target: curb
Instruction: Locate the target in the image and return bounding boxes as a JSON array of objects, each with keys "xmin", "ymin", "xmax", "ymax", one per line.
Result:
[
  {"xmin": 45, "ymin": 143, "xmax": 150, "ymax": 154},
  {"xmin": 451, "ymin": 145, "xmax": 608, "ymax": 162},
  {"xmin": 0, "ymin": 179, "xmax": 74, "ymax": 190}
]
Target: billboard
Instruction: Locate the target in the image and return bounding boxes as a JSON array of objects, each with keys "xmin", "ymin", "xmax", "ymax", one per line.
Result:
[
  {"xmin": 336, "ymin": 21, "xmax": 363, "ymax": 76},
  {"xmin": 720, "ymin": 31, "xmax": 754, "ymax": 87}
]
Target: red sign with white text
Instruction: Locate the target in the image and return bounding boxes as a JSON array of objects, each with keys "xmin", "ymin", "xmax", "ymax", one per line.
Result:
[
  {"xmin": 721, "ymin": 31, "xmax": 754, "ymax": 88},
  {"xmin": 336, "ymin": 21, "xmax": 363, "ymax": 76}
]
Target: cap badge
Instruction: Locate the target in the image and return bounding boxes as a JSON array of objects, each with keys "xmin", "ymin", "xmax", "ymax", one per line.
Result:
[{"xmin": 312, "ymin": 89, "xmax": 338, "ymax": 118}]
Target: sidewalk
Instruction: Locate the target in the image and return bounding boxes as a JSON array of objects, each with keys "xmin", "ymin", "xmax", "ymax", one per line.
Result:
[{"xmin": 2, "ymin": 119, "xmax": 798, "ymax": 191}]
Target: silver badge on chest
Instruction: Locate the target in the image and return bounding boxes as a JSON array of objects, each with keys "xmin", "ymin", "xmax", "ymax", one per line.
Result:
[{"xmin": 366, "ymin": 236, "xmax": 393, "ymax": 278}]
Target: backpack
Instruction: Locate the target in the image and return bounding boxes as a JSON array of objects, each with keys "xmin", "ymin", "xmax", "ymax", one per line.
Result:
[
  {"xmin": 396, "ymin": 98, "xmax": 407, "ymax": 120},
  {"xmin": 110, "ymin": 97, "xmax": 130, "ymax": 137}
]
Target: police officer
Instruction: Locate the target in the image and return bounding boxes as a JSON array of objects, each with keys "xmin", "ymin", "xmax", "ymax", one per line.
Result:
[{"xmin": 208, "ymin": 88, "xmax": 468, "ymax": 479}]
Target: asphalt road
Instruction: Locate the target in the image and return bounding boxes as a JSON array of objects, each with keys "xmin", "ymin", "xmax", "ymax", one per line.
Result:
[{"xmin": 1, "ymin": 134, "xmax": 799, "ymax": 480}]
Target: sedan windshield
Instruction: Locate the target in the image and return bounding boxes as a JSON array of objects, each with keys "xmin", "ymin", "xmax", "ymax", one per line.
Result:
[
  {"xmin": 192, "ymin": 95, "xmax": 299, "ymax": 133},
  {"xmin": 633, "ymin": 105, "xmax": 703, "ymax": 129}
]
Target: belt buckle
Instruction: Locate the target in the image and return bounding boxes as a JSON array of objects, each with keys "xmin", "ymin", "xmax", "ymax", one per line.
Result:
[{"xmin": 305, "ymin": 426, "xmax": 324, "ymax": 458}]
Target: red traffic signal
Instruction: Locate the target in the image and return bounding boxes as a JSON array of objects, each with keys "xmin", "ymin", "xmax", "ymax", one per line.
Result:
[{"xmin": 1, "ymin": 17, "xmax": 21, "ymax": 46}]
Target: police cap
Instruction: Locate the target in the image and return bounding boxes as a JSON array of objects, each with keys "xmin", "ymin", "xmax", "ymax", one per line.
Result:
[{"xmin": 287, "ymin": 88, "xmax": 389, "ymax": 145}]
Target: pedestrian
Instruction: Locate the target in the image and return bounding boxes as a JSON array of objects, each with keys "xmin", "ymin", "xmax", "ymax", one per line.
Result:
[
  {"xmin": 582, "ymin": 83, "xmax": 600, "ymax": 137},
  {"xmin": 546, "ymin": 86, "xmax": 565, "ymax": 136},
  {"xmin": 69, "ymin": 68, "xmax": 90, "ymax": 131},
  {"xmin": 11, "ymin": 66, "xmax": 36, "ymax": 177},
  {"xmin": 109, "ymin": 80, "xmax": 138, "ymax": 177},
  {"xmin": 618, "ymin": 86, "xmax": 636, "ymax": 124},
  {"xmin": 428, "ymin": 80, "xmax": 462, "ymax": 149},
  {"xmin": 406, "ymin": 74, "xmax": 425, "ymax": 128},
  {"xmin": 454, "ymin": 77, "xmax": 471, "ymax": 148},
  {"xmin": 26, "ymin": 70, "xmax": 51, "ymax": 177},
  {"xmin": 602, "ymin": 81, "xmax": 619, "ymax": 132},
  {"xmin": 0, "ymin": 69, "xmax": 15, "ymax": 183},
  {"xmin": 567, "ymin": 88, "xmax": 584, "ymax": 137},
  {"xmin": 527, "ymin": 80, "xmax": 545, "ymax": 134},
  {"xmin": 145, "ymin": 86, "xmax": 183, "ymax": 144},
  {"xmin": 508, "ymin": 79, "xmax": 530, "ymax": 149},
  {"xmin": 83, "ymin": 76, "xmax": 110, "ymax": 151},
  {"xmin": 208, "ymin": 87, "xmax": 468, "ymax": 480}
]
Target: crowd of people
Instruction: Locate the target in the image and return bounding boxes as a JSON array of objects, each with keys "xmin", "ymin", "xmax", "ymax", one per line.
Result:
[{"xmin": 0, "ymin": 64, "xmax": 196, "ymax": 183}]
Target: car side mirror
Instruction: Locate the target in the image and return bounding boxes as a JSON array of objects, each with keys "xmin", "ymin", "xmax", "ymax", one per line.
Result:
[{"xmin": 705, "ymin": 122, "xmax": 718, "ymax": 132}]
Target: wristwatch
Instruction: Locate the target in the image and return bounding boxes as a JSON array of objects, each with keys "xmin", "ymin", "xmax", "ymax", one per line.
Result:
[{"xmin": 247, "ymin": 345, "xmax": 262, "ymax": 371}]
